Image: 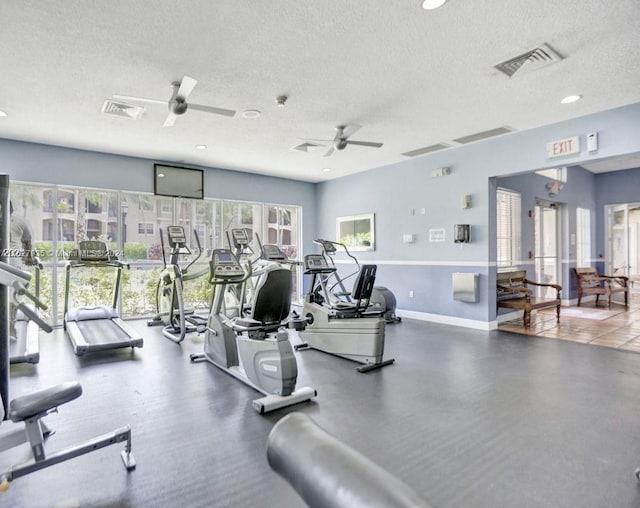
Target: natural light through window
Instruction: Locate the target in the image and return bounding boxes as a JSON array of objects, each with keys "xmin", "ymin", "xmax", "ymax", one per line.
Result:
[{"xmin": 497, "ymin": 188, "xmax": 521, "ymax": 270}]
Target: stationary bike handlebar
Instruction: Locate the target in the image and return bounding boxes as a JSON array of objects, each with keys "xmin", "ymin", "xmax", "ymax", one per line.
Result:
[
  {"xmin": 0, "ymin": 261, "xmax": 53, "ymax": 334},
  {"xmin": 312, "ymin": 239, "xmax": 361, "ymax": 293}
]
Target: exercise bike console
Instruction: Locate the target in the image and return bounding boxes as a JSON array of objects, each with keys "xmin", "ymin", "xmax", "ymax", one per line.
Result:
[
  {"xmin": 304, "ymin": 254, "xmax": 336, "ymax": 274},
  {"xmin": 210, "ymin": 249, "xmax": 246, "ymax": 279}
]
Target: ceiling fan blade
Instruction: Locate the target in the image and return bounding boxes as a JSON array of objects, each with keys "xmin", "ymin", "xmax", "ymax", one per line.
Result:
[
  {"xmin": 112, "ymin": 94, "xmax": 167, "ymax": 105},
  {"xmin": 323, "ymin": 146, "xmax": 335, "ymax": 157},
  {"xmin": 342, "ymin": 124, "xmax": 362, "ymax": 139},
  {"xmin": 189, "ymin": 103, "xmax": 236, "ymax": 117},
  {"xmin": 163, "ymin": 111, "xmax": 178, "ymax": 127},
  {"xmin": 177, "ymin": 75, "xmax": 197, "ymax": 100},
  {"xmin": 346, "ymin": 140, "xmax": 384, "ymax": 148},
  {"xmin": 300, "ymin": 138, "xmax": 332, "ymax": 143}
]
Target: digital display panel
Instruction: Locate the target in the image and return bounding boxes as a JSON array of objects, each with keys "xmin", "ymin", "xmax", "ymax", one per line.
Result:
[{"xmin": 154, "ymin": 164, "xmax": 204, "ymax": 199}]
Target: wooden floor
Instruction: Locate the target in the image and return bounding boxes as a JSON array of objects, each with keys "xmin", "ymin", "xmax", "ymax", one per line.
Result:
[
  {"xmin": 2, "ymin": 316, "xmax": 640, "ymax": 507},
  {"xmin": 499, "ymin": 292, "xmax": 640, "ymax": 353}
]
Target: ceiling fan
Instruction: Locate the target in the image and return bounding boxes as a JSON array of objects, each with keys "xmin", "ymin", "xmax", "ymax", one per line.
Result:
[
  {"xmin": 113, "ymin": 75, "xmax": 236, "ymax": 127},
  {"xmin": 305, "ymin": 125, "xmax": 384, "ymax": 157}
]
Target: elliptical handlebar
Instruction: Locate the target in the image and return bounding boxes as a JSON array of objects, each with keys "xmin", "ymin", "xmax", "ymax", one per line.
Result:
[{"xmin": 183, "ymin": 229, "xmax": 203, "ymax": 275}]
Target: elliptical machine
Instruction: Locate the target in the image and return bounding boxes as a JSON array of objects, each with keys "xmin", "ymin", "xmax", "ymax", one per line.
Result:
[
  {"xmin": 313, "ymin": 239, "xmax": 401, "ymax": 323},
  {"xmin": 147, "ymin": 226, "xmax": 209, "ymax": 343},
  {"xmin": 190, "ymin": 248, "xmax": 316, "ymax": 413}
]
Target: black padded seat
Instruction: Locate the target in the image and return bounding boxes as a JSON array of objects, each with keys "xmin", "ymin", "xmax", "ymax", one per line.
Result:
[
  {"xmin": 9, "ymin": 381, "xmax": 82, "ymax": 422},
  {"xmin": 233, "ymin": 317, "xmax": 263, "ymax": 329}
]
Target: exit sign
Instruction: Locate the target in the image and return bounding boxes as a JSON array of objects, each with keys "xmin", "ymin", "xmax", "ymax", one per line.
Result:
[{"xmin": 546, "ymin": 136, "xmax": 580, "ymax": 158}]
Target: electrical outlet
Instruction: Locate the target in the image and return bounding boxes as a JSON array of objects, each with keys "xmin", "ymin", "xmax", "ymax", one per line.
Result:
[{"xmin": 409, "ymin": 290, "xmax": 414, "ymax": 298}]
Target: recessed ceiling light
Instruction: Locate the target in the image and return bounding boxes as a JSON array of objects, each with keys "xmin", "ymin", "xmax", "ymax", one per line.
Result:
[
  {"xmin": 195, "ymin": 144, "xmax": 207, "ymax": 150},
  {"xmin": 322, "ymin": 168, "xmax": 332, "ymax": 173},
  {"xmin": 422, "ymin": 0, "xmax": 447, "ymax": 10},
  {"xmin": 561, "ymin": 95, "xmax": 582, "ymax": 104},
  {"xmin": 0, "ymin": 110, "xmax": 7, "ymax": 117},
  {"xmin": 242, "ymin": 109, "xmax": 262, "ymax": 119}
]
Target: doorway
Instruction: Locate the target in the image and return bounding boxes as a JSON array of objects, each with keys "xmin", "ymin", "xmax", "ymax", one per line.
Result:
[
  {"xmin": 533, "ymin": 199, "xmax": 560, "ymax": 298},
  {"xmin": 605, "ymin": 203, "xmax": 640, "ymax": 280}
]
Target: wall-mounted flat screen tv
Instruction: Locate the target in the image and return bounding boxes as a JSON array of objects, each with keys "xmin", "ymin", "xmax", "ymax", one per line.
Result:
[{"xmin": 154, "ymin": 164, "xmax": 204, "ymax": 199}]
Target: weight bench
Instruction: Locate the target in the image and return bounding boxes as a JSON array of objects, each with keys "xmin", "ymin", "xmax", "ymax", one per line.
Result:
[{"xmin": 0, "ymin": 381, "xmax": 135, "ymax": 490}]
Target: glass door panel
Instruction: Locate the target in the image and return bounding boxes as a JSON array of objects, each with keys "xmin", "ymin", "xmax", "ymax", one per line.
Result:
[{"xmin": 534, "ymin": 201, "xmax": 559, "ymax": 298}]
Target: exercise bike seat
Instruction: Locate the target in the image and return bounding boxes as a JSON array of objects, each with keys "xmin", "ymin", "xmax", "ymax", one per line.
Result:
[{"xmin": 9, "ymin": 381, "xmax": 83, "ymax": 423}]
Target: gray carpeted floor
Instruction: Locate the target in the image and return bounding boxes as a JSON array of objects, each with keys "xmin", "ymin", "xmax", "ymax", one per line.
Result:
[{"xmin": 2, "ymin": 318, "xmax": 640, "ymax": 507}]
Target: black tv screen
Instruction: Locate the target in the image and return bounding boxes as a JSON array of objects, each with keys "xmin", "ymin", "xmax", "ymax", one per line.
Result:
[{"xmin": 154, "ymin": 164, "xmax": 204, "ymax": 199}]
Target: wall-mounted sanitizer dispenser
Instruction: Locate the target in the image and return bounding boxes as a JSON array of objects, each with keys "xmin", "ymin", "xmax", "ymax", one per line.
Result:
[{"xmin": 454, "ymin": 224, "xmax": 470, "ymax": 243}]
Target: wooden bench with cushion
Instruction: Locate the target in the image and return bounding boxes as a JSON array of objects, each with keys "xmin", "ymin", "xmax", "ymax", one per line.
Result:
[
  {"xmin": 573, "ymin": 267, "xmax": 628, "ymax": 309},
  {"xmin": 497, "ymin": 270, "xmax": 562, "ymax": 328}
]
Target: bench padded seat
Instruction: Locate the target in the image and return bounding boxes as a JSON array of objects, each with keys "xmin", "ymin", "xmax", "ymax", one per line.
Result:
[{"xmin": 9, "ymin": 381, "xmax": 82, "ymax": 422}]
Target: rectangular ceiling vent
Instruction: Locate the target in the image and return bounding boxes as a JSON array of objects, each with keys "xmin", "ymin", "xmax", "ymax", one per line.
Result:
[
  {"xmin": 453, "ymin": 126, "xmax": 515, "ymax": 144},
  {"xmin": 401, "ymin": 143, "xmax": 450, "ymax": 157},
  {"xmin": 101, "ymin": 100, "xmax": 144, "ymax": 119},
  {"xmin": 495, "ymin": 43, "xmax": 563, "ymax": 78},
  {"xmin": 291, "ymin": 142, "xmax": 324, "ymax": 153}
]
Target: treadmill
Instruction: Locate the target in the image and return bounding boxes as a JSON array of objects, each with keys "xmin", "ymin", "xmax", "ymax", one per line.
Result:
[
  {"xmin": 10, "ymin": 258, "xmax": 42, "ymax": 364},
  {"xmin": 63, "ymin": 240, "xmax": 143, "ymax": 356}
]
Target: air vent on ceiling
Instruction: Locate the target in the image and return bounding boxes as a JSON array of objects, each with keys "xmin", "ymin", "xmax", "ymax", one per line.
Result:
[
  {"xmin": 291, "ymin": 142, "xmax": 324, "ymax": 153},
  {"xmin": 453, "ymin": 126, "xmax": 515, "ymax": 144},
  {"xmin": 101, "ymin": 100, "xmax": 144, "ymax": 119},
  {"xmin": 494, "ymin": 43, "xmax": 563, "ymax": 78},
  {"xmin": 401, "ymin": 143, "xmax": 450, "ymax": 157}
]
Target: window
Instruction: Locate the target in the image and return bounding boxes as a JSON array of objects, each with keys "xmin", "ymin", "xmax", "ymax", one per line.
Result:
[
  {"xmin": 496, "ymin": 188, "xmax": 521, "ymax": 269},
  {"xmin": 138, "ymin": 223, "xmax": 154, "ymax": 235},
  {"xmin": 576, "ymin": 207, "xmax": 591, "ymax": 267},
  {"xmin": 160, "ymin": 201, "xmax": 172, "ymax": 215},
  {"xmin": 87, "ymin": 219, "xmax": 102, "ymax": 239}
]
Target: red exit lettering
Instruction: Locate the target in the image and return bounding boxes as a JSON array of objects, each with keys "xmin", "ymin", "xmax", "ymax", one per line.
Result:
[{"xmin": 553, "ymin": 139, "xmax": 573, "ymax": 155}]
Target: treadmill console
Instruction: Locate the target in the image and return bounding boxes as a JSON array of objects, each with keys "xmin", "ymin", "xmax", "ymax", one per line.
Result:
[
  {"xmin": 167, "ymin": 225, "xmax": 187, "ymax": 248},
  {"xmin": 262, "ymin": 244, "xmax": 287, "ymax": 262},
  {"xmin": 304, "ymin": 254, "xmax": 335, "ymax": 274},
  {"xmin": 210, "ymin": 249, "xmax": 245, "ymax": 279}
]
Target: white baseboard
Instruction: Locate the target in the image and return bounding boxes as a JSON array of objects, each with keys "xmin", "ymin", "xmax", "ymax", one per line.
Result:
[{"xmin": 396, "ymin": 309, "xmax": 496, "ymax": 331}]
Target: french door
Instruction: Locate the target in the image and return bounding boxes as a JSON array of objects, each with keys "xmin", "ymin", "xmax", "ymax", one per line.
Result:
[
  {"xmin": 605, "ymin": 203, "xmax": 640, "ymax": 278},
  {"xmin": 534, "ymin": 200, "xmax": 560, "ymax": 297}
]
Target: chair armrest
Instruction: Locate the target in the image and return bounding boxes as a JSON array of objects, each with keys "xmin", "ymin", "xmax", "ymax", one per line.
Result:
[
  {"xmin": 524, "ymin": 279, "xmax": 561, "ymax": 291},
  {"xmin": 599, "ymin": 275, "xmax": 629, "ymax": 286}
]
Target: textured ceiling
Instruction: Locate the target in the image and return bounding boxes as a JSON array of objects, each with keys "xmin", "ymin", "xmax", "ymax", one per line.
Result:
[{"xmin": 0, "ymin": 0, "xmax": 639, "ymax": 183}]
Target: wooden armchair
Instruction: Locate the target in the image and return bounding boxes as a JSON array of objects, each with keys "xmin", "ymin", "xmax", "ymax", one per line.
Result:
[
  {"xmin": 573, "ymin": 267, "xmax": 628, "ymax": 309},
  {"xmin": 497, "ymin": 270, "xmax": 562, "ymax": 328}
]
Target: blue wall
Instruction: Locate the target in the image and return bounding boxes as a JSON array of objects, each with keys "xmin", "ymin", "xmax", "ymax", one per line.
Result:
[
  {"xmin": 0, "ymin": 138, "xmax": 318, "ymax": 257},
  {"xmin": 316, "ymin": 102, "xmax": 640, "ymax": 327},
  {"xmin": 3, "ymin": 102, "xmax": 640, "ymax": 328},
  {"xmin": 594, "ymin": 167, "xmax": 640, "ymax": 259}
]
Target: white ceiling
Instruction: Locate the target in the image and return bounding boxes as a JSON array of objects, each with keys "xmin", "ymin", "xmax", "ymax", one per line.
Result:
[
  {"xmin": 578, "ymin": 153, "xmax": 640, "ymax": 173},
  {"xmin": 0, "ymin": 0, "xmax": 639, "ymax": 183}
]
